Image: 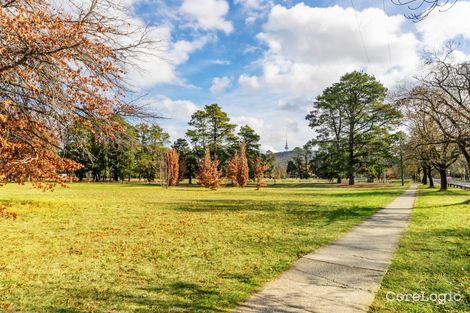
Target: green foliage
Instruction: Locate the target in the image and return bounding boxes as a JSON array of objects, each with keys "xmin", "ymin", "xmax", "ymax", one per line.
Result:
[
  {"xmin": 172, "ymin": 138, "xmax": 196, "ymax": 183},
  {"xmin": 134, "ymin": 124, "xmax": 169, "ymax": 182},
  {"xmin": 62, "ymin": 120, "xmax": 169, "ymax": 182},
  {"xmin": 306, "ymin": 71, "xmax": 402, "ymax": 184},
  {"xmin": 238, "ymin": 125, "xmax": 261, "ymax": 178},
  {"xmin": 287, "ymin": 146, "xmax": 313, "ymax": 179},
  {"xmin": 186, "ymin": 104, "xmax": 237, "ymax": 164}
]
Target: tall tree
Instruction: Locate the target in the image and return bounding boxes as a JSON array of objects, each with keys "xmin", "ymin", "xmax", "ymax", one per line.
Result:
[
  {"xmin": 238, "ymin": 125, "xmax": 261, "ymax": 177},
  {"xmin": 404, "ymin": 51, "xmax": 470, "ymax": 169},
  {"xmin": 408, "ymin": 110, "xmax": 460, "ymax": 190},
  {"xmin": 187, "ymin": 104, "xmax": 236, "ymax": 162},
  {"xmin": 173, "ymin": 138, "xmax": 193, "ymax": 183},
  {"xmin": 306, "ymin": 83, "xmax": 348, "ymax": 183},
  {"xmin": 0, "ymin": 0, "xmax": 153, "ymax": 188},
  {"xmin": 134, "ymin": 124, "xmax": 169, "ymax": 182},
  {"xmin": 307, "ymin": 71, "xmax": 401, "ymax": 185}
]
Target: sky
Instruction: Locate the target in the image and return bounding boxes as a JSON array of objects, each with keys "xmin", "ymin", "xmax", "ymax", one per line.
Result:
[{"xmin": 107, "ymin": 0, "xmax": 470, "ymax": 152}]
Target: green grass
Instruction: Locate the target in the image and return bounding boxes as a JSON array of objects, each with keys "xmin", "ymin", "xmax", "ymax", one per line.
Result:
[
  {"xmin": 0, "ymin": 181, "xmax": 406, "ymax": 313},
  {"xmin": 370, "ymin": 186, "xmax": 470, "ymax": 313}
]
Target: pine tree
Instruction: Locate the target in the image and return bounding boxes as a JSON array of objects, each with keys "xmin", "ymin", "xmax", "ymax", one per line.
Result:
[{"xmin": 197, "ymin": 148, "xmax": 222, "ymax": 190}]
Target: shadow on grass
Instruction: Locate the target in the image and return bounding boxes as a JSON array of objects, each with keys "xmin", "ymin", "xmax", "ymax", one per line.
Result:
[
  {"xmin": 171, "ymin": 199, "xmax": 378, "ymax": 224},
  {"xmin": 268, "ymin": 182, "xmax": 338, "ymax": 188},
  {"xmin": 32, "ymin": 282, "xmax": 227, "ymax": 313},
  {"xmin": 417, "ymin": 198, "xmax": 470, "ymax": 208}
]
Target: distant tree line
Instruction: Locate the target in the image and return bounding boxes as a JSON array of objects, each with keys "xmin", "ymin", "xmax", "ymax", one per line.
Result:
[{"xmin": 61, "ymin": 103, "xmax": 274, "ymax": 189}]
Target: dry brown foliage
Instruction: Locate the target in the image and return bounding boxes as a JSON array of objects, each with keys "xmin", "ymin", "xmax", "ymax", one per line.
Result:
[
  {"xmin": 255, "ymin": 159, "xmax": 270, "ymax": 189},
  {"xmin": 197, "ymin": 148, "xmax": 222, "ymax": 190},
  {"xmin": 227, "ymin": 142, "xmax": 249, "ymax": 187},
  {"xmin": 227, "ymin": 153, "xmax": 240, "ymax": 186},
  {"xmin": 165, "ymin": 148, "xmax": 179, "ymax": 186},
  {"xmin": 0, "ymin": 0, "xmax": 153, "ymax": 189},
  {"xmin": 0, "ymin": 206, "xmax": 17, "ymax": 220}
]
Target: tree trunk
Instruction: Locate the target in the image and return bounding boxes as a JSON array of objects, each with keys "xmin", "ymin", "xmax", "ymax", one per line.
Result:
[
  {"xmin": 457, "ymin": 141, "xmax": 470, "ymax": 170},
  {"xmin": 347, "ymin": 150, "xmax": 354, "ymax": 185},
  {"xmin": 422, "ymin": 166, "xmax": 428, "ymax": 185},
  {"xmin": 347, "ymin": 118, "xmax": 355, "ymax": 186},
  {"xmin": 428, "ymin": 168, "xmax": 434, "ymax": 188},
  {"xmin": 439, "ymin": 167, "xmax": 447, "ymax": 191},
  {"xmin": 348, "ymin": 174, "xmax": 355, "ymax": 185},
  {"xmin": 189, "ymin": 165, "xmax": 193, "ymax": 184},
  {"xmin": 336, "ymin": 177, "xmax": 342, "ymax": 184}
]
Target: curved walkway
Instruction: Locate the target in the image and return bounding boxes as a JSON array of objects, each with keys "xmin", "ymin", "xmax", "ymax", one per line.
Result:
[{"xmin": 237, "ymin": 184, "xmax": 418, "ymax": 313}]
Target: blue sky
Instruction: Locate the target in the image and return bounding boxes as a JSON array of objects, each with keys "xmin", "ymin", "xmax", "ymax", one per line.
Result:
[{"xmin": 119, "ymin": 0, "xmax": 470, "ymax": 152}]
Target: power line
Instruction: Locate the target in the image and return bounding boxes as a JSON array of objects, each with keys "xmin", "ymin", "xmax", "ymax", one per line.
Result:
[{"xmin": 350, "ymin": 0, "xmax": 370, "ymax": 64}]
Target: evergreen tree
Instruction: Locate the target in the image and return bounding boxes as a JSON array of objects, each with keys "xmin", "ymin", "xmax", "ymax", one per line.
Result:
[
  {"xmin": 306, "ymin": 71, "xmax": 401, "ymax": 185},
  {"xmin": 187, "ymin": 104, "xmax": 236, "ymax": 164},
  {"xmin": 238, "ymin": 125, "xmax": 261, "ymax": 178}
]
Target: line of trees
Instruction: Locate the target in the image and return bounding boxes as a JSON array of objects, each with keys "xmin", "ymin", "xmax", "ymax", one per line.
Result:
[
  {"xmin": 398, "ymin": 47, "xmax": 470, "ymax": 191},
  {"xmin": 59, "ymin": 103, "xmax": 274, "ymax": 189},
  {"xmin": 62, "ymin": 118, "xmax": 170, "ymax": 182}
]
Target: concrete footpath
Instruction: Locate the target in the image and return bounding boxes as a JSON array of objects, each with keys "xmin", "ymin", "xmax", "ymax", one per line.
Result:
[{"xmin": 237, "ymin": 184, "xmax": 418, "ymax": 313}]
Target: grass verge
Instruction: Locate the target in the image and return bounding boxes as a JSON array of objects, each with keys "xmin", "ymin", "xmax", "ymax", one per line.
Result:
[{"xmin": 370, "ymin": 186, "xmax": 470, "ymax": 313}]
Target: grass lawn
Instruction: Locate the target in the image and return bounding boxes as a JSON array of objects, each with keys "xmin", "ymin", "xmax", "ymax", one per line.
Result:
[
  {"xmin": 0, "ymin": 181, "xmax": 406, "ymax": 313},
  {"xmin": 370, "ymin": 186, "xmax": 470, "ymax": 313}
]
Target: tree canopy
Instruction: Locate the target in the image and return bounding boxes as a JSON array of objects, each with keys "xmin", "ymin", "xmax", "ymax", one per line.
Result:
[{"xmin": 306, "ymin": 71, "xmax": 402, "ymax": 185}]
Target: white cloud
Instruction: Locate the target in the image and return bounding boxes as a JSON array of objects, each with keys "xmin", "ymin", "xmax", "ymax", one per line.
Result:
[
  {"xmin": 235, "ymin": 0, "xmax": 272, "ymax": 24},
  {"xmin": 210, "ymin": 76, "xmax": 232, "ymax": 94},
  {"xmin": 180, "ymin": 0, "xmax": 233, "ymax": 33},
  {"xmin": 261, "ymin": 144, "xmax": 278, "ymax": 153},
  {"xmin": 246, "ymin": 4, "xmax": 419, "ymax": 95},
  {"xmin": 210, "ymin": 59, "xmax": 231, "ymax": 65},
  {"xmin": 276, "ymin": 97, "xmax": 308, "ymax": 111},
  {"xmin": 232, "ymin": 114, "xmax": 311, "ymax": 151},
  {"xmin": 416, "ymin": 1, "xmax": 470, "ymax": 49},
  {"xmin": 126, "ymin": 28, "xmax": 211, "ymax": 89},
  {"xmin": 148, "ymin": 97, "xmax": 198, "ymax": 121},
  {"xmin": 50, "ymin": 0, "xmax": 212, "ymax": 90},
  {"xmin": 238, "ymin": 74, "xmax": 260, "ymax": 90}
]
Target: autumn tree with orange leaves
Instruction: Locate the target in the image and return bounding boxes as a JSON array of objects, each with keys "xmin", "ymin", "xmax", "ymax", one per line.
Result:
[
  {"xmin": 227, "ymin": 153, "xmax": 240, "ymax": 186},
  {"xmin": 197, "ymin": 148, "xmax": 222, "ymax": 190},
  {"xmin": 0, "ymin": 0, "xmax": 153, "ymax": 189},
  {"xmin": 254, "ymin": 159, "xmax": 270, "ymax": 189},
  {"xmin": 165, "ymin": 148, "xmax": 179, "ymax": 186},
  {"xmin": 227, "ymin": 142, "xmax": 249, "ymax": 187}
]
